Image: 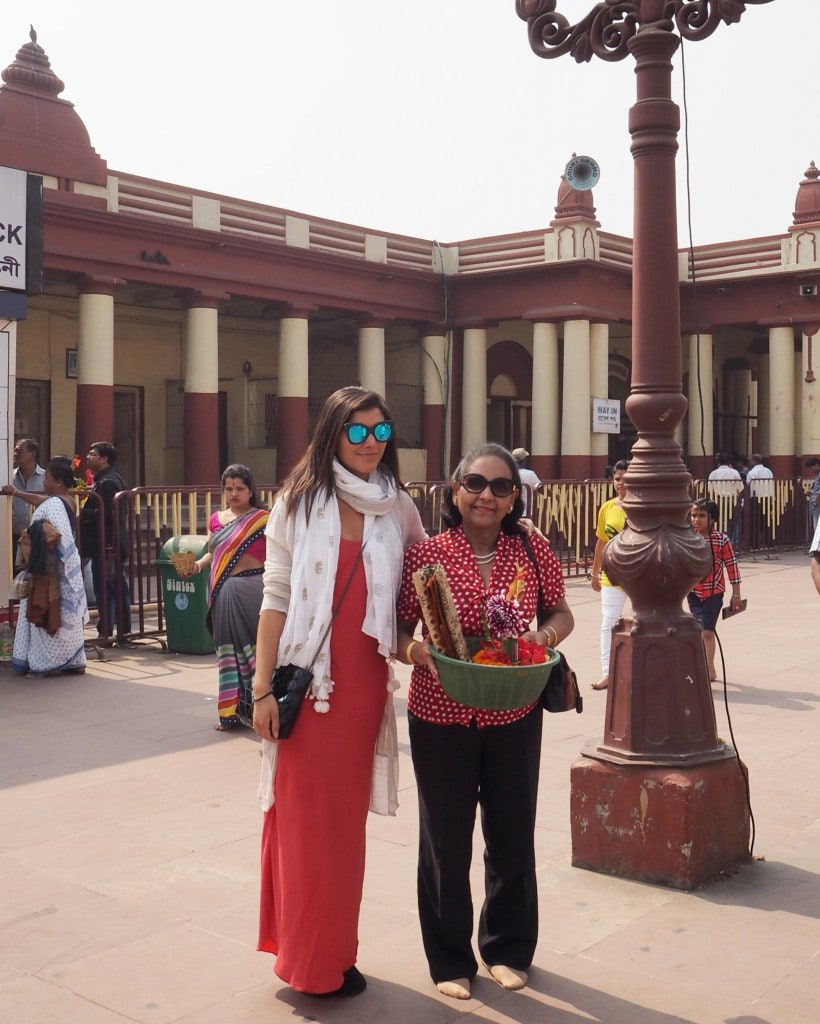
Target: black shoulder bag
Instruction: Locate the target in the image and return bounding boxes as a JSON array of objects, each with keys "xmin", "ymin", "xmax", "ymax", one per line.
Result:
[{"xmin": 519, "ymin": 533, "xmax": 583, "ymax": 715}]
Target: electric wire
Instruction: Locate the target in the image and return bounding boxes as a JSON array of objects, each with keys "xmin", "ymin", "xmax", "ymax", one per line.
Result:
[{"xmin": 679, "ymin": 38, "xmax": 756, "ymax": 858}]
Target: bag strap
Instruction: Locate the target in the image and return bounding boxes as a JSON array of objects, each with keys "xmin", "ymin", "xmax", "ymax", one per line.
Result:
[
  {"xmin": 306, "ymin": 539, "xmax": 367, "ymax": 671},
  {"xmin": 518, "ymin": 532, "xmax": 549, "ymax": 626}
]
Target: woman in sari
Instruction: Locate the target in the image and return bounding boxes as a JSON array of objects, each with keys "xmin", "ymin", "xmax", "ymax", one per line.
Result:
[
  {"xmin": 181, "ymin": 464, "xmax": 268, "ymax": 730},
  {"xmin": 4, "ymin": 458, "xmax": 89, "ymax": 677}
]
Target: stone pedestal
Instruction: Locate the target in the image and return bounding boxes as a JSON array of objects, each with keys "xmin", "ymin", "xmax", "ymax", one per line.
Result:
[{"xmin": 570, "ymin": 754, "xmax": 751, "ymax": 890}]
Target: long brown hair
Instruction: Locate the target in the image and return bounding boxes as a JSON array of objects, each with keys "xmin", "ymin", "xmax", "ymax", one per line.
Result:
[{"xmin": 280, "ymin": 386, "xmax": 404, "ymax": 516}]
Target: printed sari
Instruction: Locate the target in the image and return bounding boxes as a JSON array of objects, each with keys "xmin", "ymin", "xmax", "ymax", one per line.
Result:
[
  {"xmin": 208, "ymin": 507, "xmax": 269, "ymax": 727},
  {"xmin": 12, "ymin": 496, "xmax": 89, "ymax": 676}
]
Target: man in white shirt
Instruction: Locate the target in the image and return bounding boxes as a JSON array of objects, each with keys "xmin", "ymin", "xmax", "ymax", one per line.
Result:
[
  {"xmin": 707, "ymin": 453, "xmax": 743, "ymax": 546},
  {"xmin": 746, "ymin": 453, "xmax": 774, "ymax": 498},
  {"xmin": 10, "ymin": 438, "xmax": 45, "ymax": 563},
  {"xmin": 512, "ymin": 448, "xmax": 540, "ymax": 517},
  {"xmin": 745, "ymin": 453, "xmax": 775, "ymax": 547}
]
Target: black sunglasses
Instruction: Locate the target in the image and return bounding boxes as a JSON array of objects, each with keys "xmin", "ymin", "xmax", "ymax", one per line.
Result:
[
  {"xmin": 458, "ymin": 473, "xmax": 516, "ymax": 498},
  {"xmin": 343, "ymin": 421, "xmax": 393, "ymax": 445}
]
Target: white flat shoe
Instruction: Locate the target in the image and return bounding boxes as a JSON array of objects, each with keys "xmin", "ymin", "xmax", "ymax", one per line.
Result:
[
  {"xmin": 486, "ymin": 964, "xmax": 528, "ymax": 990},
  {"xmin": 436, "ymin": 978, "xmax": 471, "ymax": 1000}
]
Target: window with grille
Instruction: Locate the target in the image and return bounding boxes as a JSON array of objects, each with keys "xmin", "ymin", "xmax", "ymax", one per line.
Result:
[
  {"xmin": 386, "ymin": 382, "xmax": 422, "ymax": 448},
  {"xmin": 248, "ymin": 377, "xmax": 278, "ymax": 447}
]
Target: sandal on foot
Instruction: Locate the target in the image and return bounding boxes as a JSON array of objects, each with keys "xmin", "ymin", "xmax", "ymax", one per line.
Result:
[
  {"xmin": 591, "ymin": 677, "xmax": 609, "ymax": 690},
  {"xmin": 436, "ymin": 978, "xmax": 471, "ymax": 1000},
  {"xmin": 486, "ymin": 964, "xmax": 528, "ymax": 990}
]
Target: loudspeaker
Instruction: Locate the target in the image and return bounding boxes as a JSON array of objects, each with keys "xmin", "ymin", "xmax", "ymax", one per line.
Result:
[{"xmin": 564, "ymin": 155, "xmax": 600, "ymax": 191}]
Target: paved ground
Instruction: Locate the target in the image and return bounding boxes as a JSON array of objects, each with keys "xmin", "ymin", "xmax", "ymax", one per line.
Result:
[{"xmin": 1, "ymin": 548, "xmax": 818, "ymax": 1024}]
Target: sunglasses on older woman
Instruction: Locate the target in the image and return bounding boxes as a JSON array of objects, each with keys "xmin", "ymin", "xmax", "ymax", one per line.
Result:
[
  {"xmin": 458, "ymin": 473, "xmax": 516, "ymax": 498},
  {"xmin": 343, "ymin": 421, "xmax": 394, "ymax": 445}
]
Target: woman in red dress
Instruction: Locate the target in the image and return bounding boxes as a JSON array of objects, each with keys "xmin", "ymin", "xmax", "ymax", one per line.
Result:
[{"xmin": 252, "ymin": 387, "xmax": 426, "ymax": 997}]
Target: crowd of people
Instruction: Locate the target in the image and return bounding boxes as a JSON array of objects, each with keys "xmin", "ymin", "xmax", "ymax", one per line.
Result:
[{"xmin": 4, "ymin": 408, "xmax": 818, "ymax": 1002}]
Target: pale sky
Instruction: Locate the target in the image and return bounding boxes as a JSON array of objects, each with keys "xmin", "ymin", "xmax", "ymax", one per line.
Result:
[{"xmin": 14, "ymin": 1, "xmax": 815, "ymax": 246}]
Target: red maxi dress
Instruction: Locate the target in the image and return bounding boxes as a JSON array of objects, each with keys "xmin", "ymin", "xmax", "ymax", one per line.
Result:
[{"xmin": 258, "ymin": 538, "xmax": 388, "ymax": 993}]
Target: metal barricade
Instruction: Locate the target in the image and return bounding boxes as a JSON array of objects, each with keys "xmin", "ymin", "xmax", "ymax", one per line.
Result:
[{"xmin": 63, "ymin": 476, "xmax": 816, "ymax": 649}]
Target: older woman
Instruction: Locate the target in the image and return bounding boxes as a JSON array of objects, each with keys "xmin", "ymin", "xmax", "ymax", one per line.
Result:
[
  {"xmin": 3, "ymin": 458, "xmax": 88, "ymax": 677},
  {"xmin": 252, "ymin": 387, "xmax": 426, "ymax": 997},
  {"xmin": 396, "ymin": 442, "xmax": 574, "ymax": 1001}
]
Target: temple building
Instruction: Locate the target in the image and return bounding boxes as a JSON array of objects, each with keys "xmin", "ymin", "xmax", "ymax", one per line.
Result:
[{"xmin": 2, "ymin": 31, "xmax": 819, "ymax": 488}]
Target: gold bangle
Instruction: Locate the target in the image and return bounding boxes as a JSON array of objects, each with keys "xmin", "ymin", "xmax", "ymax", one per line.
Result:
[
  {"xmin": 405, "ymin": 640, "xmax": 418, "ymax": 665},
  {"xmin": 544, "ymin": 625, "xmax": 558, "ymax": 647}
]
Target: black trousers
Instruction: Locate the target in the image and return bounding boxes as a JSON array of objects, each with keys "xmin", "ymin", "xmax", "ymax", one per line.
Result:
[{"xmin": 408, "ymin": 708, "xmax": 542, "ymax": 983}]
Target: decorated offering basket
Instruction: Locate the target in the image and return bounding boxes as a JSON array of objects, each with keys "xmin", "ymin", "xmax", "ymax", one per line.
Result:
[{"xmin": 430, "ymin": 637, "xmax": 559, "ymax": 711}]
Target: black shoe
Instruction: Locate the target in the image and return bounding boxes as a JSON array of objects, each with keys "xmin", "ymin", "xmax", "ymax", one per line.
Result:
[{"xmin": 305, "ymin": 966, "xmax": 367, "ymax": 998}]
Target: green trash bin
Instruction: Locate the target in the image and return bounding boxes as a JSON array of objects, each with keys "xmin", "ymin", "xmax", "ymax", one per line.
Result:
[{"xmin": 155, "ymin": 535, "xmax": 214, "ymax": 655}]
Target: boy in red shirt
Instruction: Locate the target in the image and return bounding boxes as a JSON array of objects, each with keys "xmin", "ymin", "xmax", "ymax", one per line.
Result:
[{"xmin": 688, "ymin": 498, "xmax": 743, "ymax": 681}]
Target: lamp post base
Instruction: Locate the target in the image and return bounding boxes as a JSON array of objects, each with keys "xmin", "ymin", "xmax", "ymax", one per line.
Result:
[{"xmin": 570, "ymin": 752, "xmax": 751, "ymax": 890}]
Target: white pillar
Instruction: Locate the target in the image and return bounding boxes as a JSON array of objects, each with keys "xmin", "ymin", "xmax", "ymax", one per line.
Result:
[
  {"xmin": 802, "ymin": 332, "xmax": 820, "ymax": 456},
  {"xmin": 769, "ymin": 326, "xmax": 795, "ymax": 458},
  {"xmin": 562, "ymin": 319, "xmax": 591, "ymax": 460},
  {"xmin": 422, "ymin": 332, "xmax": 448, "ymax": 408},
  {"xmin": 757, "ymin": 353, "xmax": 770, "ymax": 456},
  {"xmin": 185, "ymin": 306, "xmax": 218, "ymax": 394},
  {"xmin": 76, "ymin": 285, "xmax": 117, "ymax": 462},
  {"xmin": 687, "ymin": 333, "xmax": 713, "ymax": 458},
  {"xmin": 358, "ymin": 324, "xmax": 386, "ymax": 396},
  {"xmin": 78, "ymin": 291, "xmax": 115, "ymax": 386},
  {"xmin": 462, "ymin": 327, "xmax": 487, "ymax": 451},
  {"xmin": 279, "ymin": 315, "xmax": 310, "ymax": 398},
  {"xmin": 590, "ymin": 322, "xmax": 610, "ymax": 462},
  {"xmin": 531, "ymin": 322, "xmax": 559, "ymax": 458},
  {"xmin": 422, "ymin": 331, "xmax": 449, "ymax": 477}
]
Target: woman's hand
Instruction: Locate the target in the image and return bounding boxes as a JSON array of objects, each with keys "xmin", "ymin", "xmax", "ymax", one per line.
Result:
[
  {"xmin": 518, "ymin": 518, "xmax": 548, "ymax": 541},
  {"xmin": 590, "ymin": 571, "xmax": 602, "ymax": 593},
  {"xmin": 408, "ymin": 639, "xmax": 440, "ymax": 679},
  {"xmin": 253, "ymin": 692, "xmax": 281, "ymax": 741}
]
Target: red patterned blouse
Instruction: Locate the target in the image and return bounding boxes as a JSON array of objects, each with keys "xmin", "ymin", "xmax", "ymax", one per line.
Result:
[{"xmin": 397, "ymin": 526, "xmax": 565, "ymax": 727}]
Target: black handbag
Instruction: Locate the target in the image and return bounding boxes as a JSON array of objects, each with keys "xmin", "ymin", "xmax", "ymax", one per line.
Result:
[
  {"xmin": 261, "ymin": 542, "xmax": 367, "ymax": 739},
  {"xmin": 541, "ymin": 651, "xmax": 583, "ymax": 714},
  {"xmin": 519, "ymin": 533, "xmax": 583, "ymax": 715},
  {"xmin": 269, "ymin": 663, "xmax": 315, "ymax": 739}
]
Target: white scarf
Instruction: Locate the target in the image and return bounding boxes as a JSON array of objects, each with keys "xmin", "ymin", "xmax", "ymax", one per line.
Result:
[{"xmin": 277, "ymin": 458, "xmax": 404, "ymax": 714}]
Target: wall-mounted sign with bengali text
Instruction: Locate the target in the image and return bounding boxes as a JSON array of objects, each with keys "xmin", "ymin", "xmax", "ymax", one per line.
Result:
[
  {"xmin": 0, "ymin": 166, "xmax": 27, "ymax": 292},
  {"xmin": 592, "ymin": 397, "xmax": 621, "ymax": 434}
]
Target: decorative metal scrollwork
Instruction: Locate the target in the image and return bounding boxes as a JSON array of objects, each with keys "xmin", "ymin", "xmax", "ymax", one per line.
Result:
[{"xmin": 515, "ymin": 0, "xmax": 774, "ymax": 63}]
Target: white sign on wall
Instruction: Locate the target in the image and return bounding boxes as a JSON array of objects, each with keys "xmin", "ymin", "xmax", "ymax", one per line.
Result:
[
  {"xmin": 0, "ymin": 166, "xmax": 27, "ymax": 292},
  {"xmin": 592, "ymin": 397, "xmax": 621, "ymax": 434}
]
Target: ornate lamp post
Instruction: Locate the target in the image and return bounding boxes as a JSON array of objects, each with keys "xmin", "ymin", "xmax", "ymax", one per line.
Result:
[{"xmin": 517, "ymin": 0, "xmax": 772, "ymax": 888}]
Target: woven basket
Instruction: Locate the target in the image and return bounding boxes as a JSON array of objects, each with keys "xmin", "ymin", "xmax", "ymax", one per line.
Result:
[{"xmin": 430, "ymin": 638, "xmax": 559, "ymax": 711}]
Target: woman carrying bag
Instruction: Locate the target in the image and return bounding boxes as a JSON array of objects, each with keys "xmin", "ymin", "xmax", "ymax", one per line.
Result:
[
  {"xmin": 396, "ymin": 443, "xmax": 574, "ymax": 1001},
  {"xmin": 252, "ymin": 387, "xmax": 426, "ymax": 998}
]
